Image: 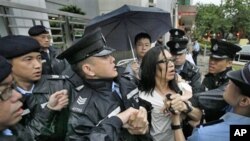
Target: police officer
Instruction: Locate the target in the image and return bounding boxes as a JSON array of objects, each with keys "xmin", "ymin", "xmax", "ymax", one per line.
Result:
[
  {"xmin": 0, "ymin": 35, "xmax": 69, "ymax": 141},
  {"xmin": 167, "ymin": 29, "xmax": 202, "ymax": 94},
  {"xmin": 167, "ymin": 29, "xmax": 202, "ymax": 138},
  {"xmin": 0, "ymin": 55, "xmax": 33, "ymax": 141},
  {"xmin": 28, "ymin": 25, "xmax": 69, "ymax": 75},
  {"xmin": 57, "ymin": 28, "xmax": 152, "ymax": 141},
  {"xmin": 198, "ymin": 39, "xmax": 242, "ymax": 122},
  {"xmin": 171, "ymin": 62, "xmax": 250, "ymax": 141}
]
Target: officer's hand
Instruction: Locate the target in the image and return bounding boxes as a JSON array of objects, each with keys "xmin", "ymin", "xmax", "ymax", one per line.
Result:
[
  {"xmin": 116, "ymin": 107, "xmax": 139, "ymax": 124},
  {"xmin": 47, "ymin": 89, "xmax": 69, "ymax": 111},
  {"xmin": 131, "ymin": 61, "xmax": 139, "ymax": 75},
  {"xmin": 169, "ymin": 94, "xmax": 185, "ymax": 114},
  {"xmin": 126, "ymin": 106, "xmax": 149, "ymax": 135}
]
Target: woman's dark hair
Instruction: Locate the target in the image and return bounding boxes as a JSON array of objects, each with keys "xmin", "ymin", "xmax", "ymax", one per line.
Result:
[{"xmin": 139, "ymin": 46, "xmax": 181, "ymax": 95}]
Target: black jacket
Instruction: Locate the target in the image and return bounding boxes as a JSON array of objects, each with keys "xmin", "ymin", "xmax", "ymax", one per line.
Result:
[
  {"xmin": 0, "ymin": 124, "xmax": 33, "ymax": 141},
  {"xmin": 18, "ymin": 75, "xmax": 70, "ymax": 141},
  {"xmin": 179, "ymin": 60, "xmax": 202, "ymax": 94},
  {"xmin": 194, "ymin": 67, "xmax": 232, "ymax": 122},
  {"xmin": 42, "ymin": 47, "xmax": 70, "ymax": 75},
  {"xmin": 65, "ymin": 69, "xmax": 152, "ymax": 141}
]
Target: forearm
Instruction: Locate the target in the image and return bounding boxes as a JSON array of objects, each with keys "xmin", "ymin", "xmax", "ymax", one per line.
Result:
[
  {"xmin": 172, "ymin": 115, "xmax": 186, "ymax": 141},
  {"xmin": 187, "ymin": 106, "xmax": 202, "ymax": 122}
]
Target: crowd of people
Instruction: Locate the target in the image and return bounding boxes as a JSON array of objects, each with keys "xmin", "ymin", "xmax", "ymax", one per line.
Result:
[{"xmin": 0, "ymin": 25, "xmax": 249, "ymax": 141}]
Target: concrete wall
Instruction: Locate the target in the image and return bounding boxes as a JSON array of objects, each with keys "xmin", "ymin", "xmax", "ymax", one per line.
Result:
[{"xmin": 8, "ymin": 0, "xmax": 50, "ymax": 35}]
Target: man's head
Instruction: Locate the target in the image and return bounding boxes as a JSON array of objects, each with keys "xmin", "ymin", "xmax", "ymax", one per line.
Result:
[
  {"xmin": 167, "ymin": 38, "xmax": 188, "ymax": 66},
  {"xmin": 28, "ymin": 25, "xmax": 51, "ymax": 50},
  {"xmin": 0, "ymin": 56, "xmax": 23, "ymax": 130},
  {"xmin": 223, "ymin": 62, "xmax": 250, "ymax": 112},
  {"xmin": 134, "ymin": 33, "xmax": 151, "ymax": 60},
  {"xmin": 208, "ymin": 39, "xmax": 241, "ymax": 74},
  {"xmin": 57, "ymin": 28, "xmax": 117, "ymax": 79},
  {"xmin": 0, "ymin": 35, "xmax": 42, "ymax": 83}
]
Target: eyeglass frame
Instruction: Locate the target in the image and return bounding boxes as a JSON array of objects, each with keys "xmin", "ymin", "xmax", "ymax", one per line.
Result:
[
  {"xmin": 0, "ymin": 83, "xmax": 14, "ymax": 101},
  {"xmin": 157, "ymin": 57, "xmax": 176, "ymax": 64}
]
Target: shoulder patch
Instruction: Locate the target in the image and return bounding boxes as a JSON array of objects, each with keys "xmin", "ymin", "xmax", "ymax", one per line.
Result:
[
  {"xmin": 70, "ymin": 95, "xmax": 89, "ymax": 114},
  {"xmin": 202, "ymin": 119, "xmax": 224, "ymax": 127}
]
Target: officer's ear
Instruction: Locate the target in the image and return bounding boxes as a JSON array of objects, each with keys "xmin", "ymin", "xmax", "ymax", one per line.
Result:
[
  {"xmin": 82, "ymin": 63, "xmax": 95, "ymax": 77},
  {"xmin": 238, "ymin": 95, "xmax": 250, "ymax": 107},
  {"xmin": 226, "ymin": 59, "xmax": 233, "ymax": 67}
]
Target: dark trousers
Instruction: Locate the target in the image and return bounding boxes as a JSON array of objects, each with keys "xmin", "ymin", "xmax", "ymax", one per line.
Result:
[{"xmin": 192, "ymin": 51, "xmax": 199, "ymax": 65}]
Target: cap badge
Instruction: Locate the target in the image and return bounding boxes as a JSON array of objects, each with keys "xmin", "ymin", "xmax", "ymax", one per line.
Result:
[
  {"xmin": 213, "ymin": 44, "xmax": 218, "ymax": 51},
  {"xmin": 175, "ymin": 31, "xmax": 179, "ymax": 36},
  {"xmin": 175, "ymin": 43, "xmax": 180, "ymax": 49}
]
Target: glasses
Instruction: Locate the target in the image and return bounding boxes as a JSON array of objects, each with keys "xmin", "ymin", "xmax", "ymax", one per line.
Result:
[
  {"xmin": 157, "ymin": 57, "xmax": 176, "ymax": 64},
  {"xmin": 0, "ymin": 83, "xmax": 14, "ymax": 101}
]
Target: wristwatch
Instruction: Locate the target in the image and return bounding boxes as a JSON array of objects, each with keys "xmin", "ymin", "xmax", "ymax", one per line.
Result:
[
  {"xmin": 171, "ymin": 124, "xmax": 182, "ymax": 130},
  {"xmin": 183, "ymin": 101, "xmax": 193, "ymax": 114}
]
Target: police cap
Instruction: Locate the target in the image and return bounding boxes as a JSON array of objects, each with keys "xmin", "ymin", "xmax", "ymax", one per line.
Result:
[
  {"xmin": 227, "ymin": 62, "xmax": 250, "ymax": 97},
  {"xmin": 167, "ymin": 38, "xmax": 188, "ymax": 55},
  {"xmin": 28, "ymin": 25, "xmax": 49, "ymax": 36},
  {"xmin": 0, "ymin": 55, "xmax": 12, "ymax": 82},
  {"xmin": 57, "ymin": 28, "xmax": 115, "ymax": 64},
  {"xmin": 0, "ymin": 35, "xmax": 40, "ymax": 59},
  {"xmin": 169, "ymin": 28, "xmax": 185, "ymax": 40},
  {"xmin": 210, "ymin": 39, "xmax": 241, "ymax": 59}
]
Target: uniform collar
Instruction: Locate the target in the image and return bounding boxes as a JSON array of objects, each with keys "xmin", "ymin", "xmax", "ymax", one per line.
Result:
[
  {"xmin": 83, "ymin": 78, "xmax": 113, "ymax": 92},
  {"xmin": 16, "ymin": 84, "xmax": 34, "ymax": 95},
  {"xmin": 176, "ymin": 64, "xmax": 184, "ymax": 74},
  {"xmin": 221, "ymin": 112, "xmax": 250, "ymax": 123}
]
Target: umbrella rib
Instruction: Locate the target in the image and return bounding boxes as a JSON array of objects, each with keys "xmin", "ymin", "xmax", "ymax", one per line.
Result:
[{"xmin": 106, "ymin": 20, "xmax": 122, "ymax": 37}]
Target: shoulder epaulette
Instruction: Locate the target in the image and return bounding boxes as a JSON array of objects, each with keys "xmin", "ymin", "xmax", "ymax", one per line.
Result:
[
  {"xmin": 200, "ymin": 119, "xmax": 224, "ymax": 127},
  {"xmin": 47, "ymin": 75, "xmax": 67, "ymax": 80}
]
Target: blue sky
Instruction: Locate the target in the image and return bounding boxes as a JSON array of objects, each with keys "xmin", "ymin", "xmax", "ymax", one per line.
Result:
[{"xmin": 193, "ymin": 0, "xmax": 221, "ymax": 5}]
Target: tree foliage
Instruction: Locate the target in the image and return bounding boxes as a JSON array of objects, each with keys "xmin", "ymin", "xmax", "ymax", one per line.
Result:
[
  {"xmin": 59, "ymin": 5, "xmax": 85, "ymax": 15},
  {"xmin": 195, "ymin": 0, "xmax": 250, "ymax": 39}
]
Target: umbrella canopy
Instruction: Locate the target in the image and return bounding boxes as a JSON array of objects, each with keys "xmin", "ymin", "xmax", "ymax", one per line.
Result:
[{"xmin": 85, "ymin": 4, "xmax": 172, "ymax": 53}]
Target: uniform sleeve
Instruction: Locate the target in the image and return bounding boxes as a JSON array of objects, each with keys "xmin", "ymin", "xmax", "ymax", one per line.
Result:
[
  {"xmin": 192, "ymin": 84, "xmax": 228, "ymax": 110},
  {"xmin": 190, "ymin": 70, "xmax": 203, "ymax": 94},
  {"xmin": 23, "ymin": 100, "xmax": 58, "ymax": 140},
  {"xmin": 67, "ymin": 113, "xmax": 123, "ymax": 141},
  {"xmin": 187, "ymin": 128, "xmax": 201, "ymax": 141}
]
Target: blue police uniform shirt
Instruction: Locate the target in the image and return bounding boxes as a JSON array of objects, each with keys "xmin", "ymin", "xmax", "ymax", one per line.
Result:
[
  {"xmin": 112, "ymin": 82, "xmax": 122, "ymax": 98},
  {"xmin": 187, "ymin": 112, "xmax": 250, "ymax": 141},
  {"xmin": 193, "ymin": 41, "xmax": 200, "ymax": 52}
]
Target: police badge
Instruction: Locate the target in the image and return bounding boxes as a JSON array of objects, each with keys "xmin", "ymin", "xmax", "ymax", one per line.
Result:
[
  {"xmin": 213, "ymin": 44, "xmax": 218, "ymax": 51},
  {"xmin": 175, "ymin": 43, "xmax": 180, "ymax": 49},
  {"xmin": 175, "ymin": 31, "xmax": 179, "ymax": 36}
]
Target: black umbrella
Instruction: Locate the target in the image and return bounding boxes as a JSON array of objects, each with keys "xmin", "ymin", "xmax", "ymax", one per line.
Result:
[{"xmin": 85, "ymin": 4, "xmax": 172, "ymax": 59}]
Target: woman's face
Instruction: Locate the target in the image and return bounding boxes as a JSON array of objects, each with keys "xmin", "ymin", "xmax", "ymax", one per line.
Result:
[{"xmin": 155, "ymin": 50, "xmax": 176, "ymax": 82}]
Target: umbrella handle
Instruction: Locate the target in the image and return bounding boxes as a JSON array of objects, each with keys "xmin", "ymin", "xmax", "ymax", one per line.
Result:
[{"xmin": 128, "ymin": 34, "xmax": 137, "ymax": 61}]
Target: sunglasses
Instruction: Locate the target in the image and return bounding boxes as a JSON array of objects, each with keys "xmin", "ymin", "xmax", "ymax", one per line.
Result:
[{"xmin": 0, "ymin": 83, "xmax": 14, "ymax": 101}]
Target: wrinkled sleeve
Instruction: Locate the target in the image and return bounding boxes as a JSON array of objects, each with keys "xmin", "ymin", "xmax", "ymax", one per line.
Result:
[
  {"xmin": 24, "ymin": 100, "xmax": 58, "ymax": 140},
  {"xmin": 191, "ymin": 84, "xmax": 228, "ymax": 110},
  {"xmin": 190, "ymin": 70, "xmax": 202, "ymax": 94},
  {"xmin": 67, "ymin": 113, "xmax": 123, "ymax": 141}
]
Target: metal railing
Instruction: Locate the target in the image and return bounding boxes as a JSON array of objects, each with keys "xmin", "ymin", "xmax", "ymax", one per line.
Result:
[{"xmin": 0, "ymin": 0, "xmax": 90, "ymax": 49}]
